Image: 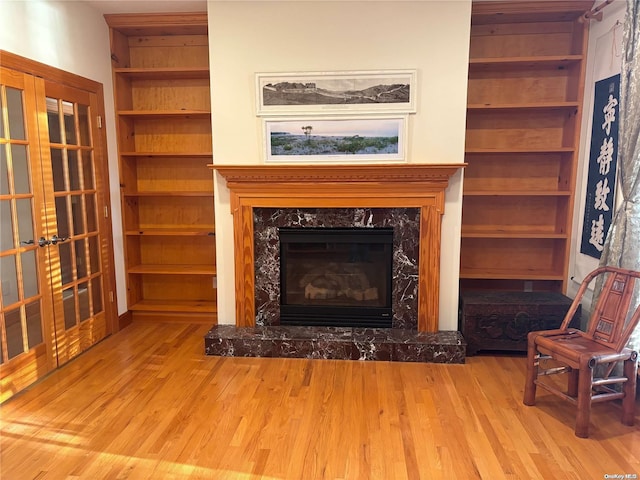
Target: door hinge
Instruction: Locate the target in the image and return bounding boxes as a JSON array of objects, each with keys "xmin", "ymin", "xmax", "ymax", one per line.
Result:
[
  {"xmin": 104, "ymin": 205, "xmax": 109, "ymax": 218},
  {"xmin": 97, "ymin": 115, "xmax": 103, "ymax": 129}
]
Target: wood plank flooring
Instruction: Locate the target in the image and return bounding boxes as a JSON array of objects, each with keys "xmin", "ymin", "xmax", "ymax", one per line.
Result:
[{"xmin": 1, "ymin": 321, "xmax": 638, "ymax": 479}]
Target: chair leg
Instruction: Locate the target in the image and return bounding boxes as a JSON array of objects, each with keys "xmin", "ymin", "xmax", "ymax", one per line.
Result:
[
  {"xmin": 567, "ymin": 368, "xmax": 578, "ymax": 398},
  {"xmin": 575, "ymin": 364, "xmax": 594, "ymax": 438},
  {"xmin": 621, "ymin": 358, "xmax": 637, "ymax": 426},
  {"xmin": 523, "ymin": 342, "xmax": 538, "ymax": 406}
]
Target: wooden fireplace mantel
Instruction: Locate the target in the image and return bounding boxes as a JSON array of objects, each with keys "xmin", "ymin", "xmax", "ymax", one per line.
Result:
[{"xmin": 212, "ymin": 163, "xmax": 464, "ymax": 332}]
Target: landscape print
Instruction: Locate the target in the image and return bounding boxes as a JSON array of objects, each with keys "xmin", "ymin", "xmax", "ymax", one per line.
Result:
[
  {"xmin": 265, "ymin": 117, "xmax": 405, "ymax": 162},
  {"xmin": 257, "ymin": 70, "xmax": 416, "ymax": 115}
]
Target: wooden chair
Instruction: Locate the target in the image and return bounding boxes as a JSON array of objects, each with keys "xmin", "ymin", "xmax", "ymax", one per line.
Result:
[{"xmin": 523, "ymin": 266, "xmax": 640, "ymax": 438}]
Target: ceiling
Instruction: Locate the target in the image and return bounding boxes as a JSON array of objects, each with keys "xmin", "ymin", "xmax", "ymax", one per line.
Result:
[{"xmin": 82, "ymin": 0, "xmax": 207, "ymax": 14}]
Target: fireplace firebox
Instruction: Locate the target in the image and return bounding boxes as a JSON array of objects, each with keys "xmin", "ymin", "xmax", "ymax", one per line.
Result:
[{"xmin": 279, "ymin": 227, "xmax": 393, "ymax": 328}]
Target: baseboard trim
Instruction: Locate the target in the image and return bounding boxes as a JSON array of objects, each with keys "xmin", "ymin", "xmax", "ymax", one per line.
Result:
[{"xmin": 118, "ymin": 310, "xmax": 133, "ymax": 330}]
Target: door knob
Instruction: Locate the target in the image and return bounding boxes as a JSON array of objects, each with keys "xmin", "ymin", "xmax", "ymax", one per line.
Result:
[
  {"xmin": 38, "ymin": 237, "xmax": 51, "ymax": 247},
  {"xmin": 50, "ymin": 235, "xmax": 69, "ymax": 245}
]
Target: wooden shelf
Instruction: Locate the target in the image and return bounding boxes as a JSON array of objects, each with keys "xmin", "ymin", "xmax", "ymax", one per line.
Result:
[
  {"xmin": 460, "ymin": 268, "xmax": 565, "ymax": 281},
  {"xmin": 128, "ymin": 264, "xmax": 216, "ymax": 275},
  {"xmin": 461, "ymin": 231, "xmax": 568, "ymax": 239},
  {"xmin": 463, "ymin": 190, "xmax": 571, "ymax": 196},
  {"xmin": 117, "ymin": 109, "xmax": 211, "ymax": 118},
  {"xmin": 125, "ymin": 228, "xmax": 214, "ymax": 236},
  {"xmin": 467, "ymin": 102, "xmax": 579, "ymax": 111},
  {"xmin": 120, "ymin": 152, "xmax": 213, "ymax": 158},
  {"xmin": 114, "ymin": 67, "xmax": 210, "ymax": 80},
  {"xmin": 465, "ymin": 147, "xmax": 575, "ymax": 154},
  {"xmin": 469, "ymin": 55, "xmax": 582, "ymax": 70},
  {"xmin": 123, "ymin": 191, "xmax": 213, "ymax": 197},
  {"xmin": 130, "ymin": 299, "xmax": 216, "ymax": 313}
]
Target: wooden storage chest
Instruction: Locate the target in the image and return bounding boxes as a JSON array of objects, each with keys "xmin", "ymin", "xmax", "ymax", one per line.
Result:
[{"xmin": 459, "ymin": 291, "xmax": 581, "ymax": 355}]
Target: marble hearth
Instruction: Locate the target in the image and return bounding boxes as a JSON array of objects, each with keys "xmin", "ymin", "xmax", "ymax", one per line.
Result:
[
  {"xmin": 206, "ymin": 164, "xmax": 466, "ymax": 364},
  {"xmin": 205, "ymin": 326, "xmax": 465, "ymax": 363}
]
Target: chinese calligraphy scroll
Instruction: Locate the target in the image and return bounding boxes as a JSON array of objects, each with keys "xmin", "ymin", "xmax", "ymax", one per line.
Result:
[{"xmin": 580, "ymin": 74, "xmax": 620, "ymax": 259}]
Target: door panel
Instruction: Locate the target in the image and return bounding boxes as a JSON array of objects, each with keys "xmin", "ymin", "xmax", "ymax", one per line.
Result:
[
  {"xmin": 0, "ymin": 68, "xmax": 56, "ymax": 401},
  {"xmin": 43, "ymin": 82, "xmax": 108, "ymax": 365}
]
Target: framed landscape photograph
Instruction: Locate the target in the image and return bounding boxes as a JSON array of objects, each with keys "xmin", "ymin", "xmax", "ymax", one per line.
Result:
[
  {"xmin": 256, "ymin": 70, "xmax": 417, "ymax": 116},
  {"xmin": 264, "ymin": 116, "xmax": 407, "ymax": 163}
]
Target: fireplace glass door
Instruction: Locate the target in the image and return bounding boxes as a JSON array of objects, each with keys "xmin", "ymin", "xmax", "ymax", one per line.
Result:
[{"xmin": 279, "ymin": 227, "xmax": 393, "ymax": 328}]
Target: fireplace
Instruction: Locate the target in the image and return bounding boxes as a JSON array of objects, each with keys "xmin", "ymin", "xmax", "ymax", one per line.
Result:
[
  {"xmin": 212, "ymin": 164, "xmax": 463, "ymax": 331},
  {"xmin": 205, "ymin": 164, "xmax": 467, "ymax": 364},
  {"xmin": 279, "ymin": 227, "xmax": 394, "ymax": 328}
]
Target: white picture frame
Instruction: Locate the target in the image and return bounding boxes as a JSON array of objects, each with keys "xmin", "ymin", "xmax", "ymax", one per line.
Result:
[
  {"xmin": 256, "ymin": 70, "xmax": 417, "ymax": 116},
  {"xmin": 264, "ymin": 115, "xmax": 407, "ymax": 163}
]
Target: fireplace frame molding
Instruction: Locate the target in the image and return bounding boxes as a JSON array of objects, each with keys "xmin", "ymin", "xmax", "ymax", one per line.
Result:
[{"xmin": 213, "ymin": 163, "xmax": 464, "ymax": 332}]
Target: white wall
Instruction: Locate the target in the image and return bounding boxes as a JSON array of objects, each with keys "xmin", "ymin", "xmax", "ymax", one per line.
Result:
[
  {"xmin": 569, "ymin": 0, "xmax": 626, "ymax": 302},
  {"xmin": 208, "ymin": 1, "xmax": 472, "ymax": 330},
  {"xmin": 1, "ymin": 0, "xmax": 126, "ymax": 315}
]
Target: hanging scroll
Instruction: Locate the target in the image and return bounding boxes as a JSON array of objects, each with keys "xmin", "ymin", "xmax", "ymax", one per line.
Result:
[{"xmin": 580, "ymin": 74, "xmax": 620, "ymax": 259}]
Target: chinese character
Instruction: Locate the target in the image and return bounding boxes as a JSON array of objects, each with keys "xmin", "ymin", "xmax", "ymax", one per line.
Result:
[
  {"xmin": 597, "ymin": 137, "xmax": 614, "ymax": 175},
  {"xmin": 589, "ymin": 214, "xmax": 606, "ymax": 252},
  {"xmin": 602, "ymin": 94, "xmax": 618, "ymax": 135},
  {"xmin": 594, "ymin": 178, "xmax": 611, "ymax": 211}
]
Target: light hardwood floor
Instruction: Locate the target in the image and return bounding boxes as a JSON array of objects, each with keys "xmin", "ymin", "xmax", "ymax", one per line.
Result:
[{"xmin": 1, "ymin": 322, "xmax": 638, "ymax": 479}]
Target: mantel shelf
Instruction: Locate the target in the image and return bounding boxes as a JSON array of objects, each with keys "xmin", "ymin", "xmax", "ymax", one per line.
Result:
[{"xmin": 213, "ymin": 163, "xmax": 464, "ymax": 186}]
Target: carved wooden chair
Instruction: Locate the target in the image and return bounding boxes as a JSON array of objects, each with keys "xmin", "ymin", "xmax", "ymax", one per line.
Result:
[{"xmin": 523, "ymin": 266, "xmax": 640, "ymax": 438}]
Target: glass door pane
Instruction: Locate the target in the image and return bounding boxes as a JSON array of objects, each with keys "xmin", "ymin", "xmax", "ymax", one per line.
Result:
[{"xmin": 1, "ymin": 87, "xmax": 41, "ymax": 360}]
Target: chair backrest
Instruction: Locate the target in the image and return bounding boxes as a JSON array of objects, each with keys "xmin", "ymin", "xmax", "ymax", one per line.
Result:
[{"xmin": 582, "ymin": 267, "xmax": 640, "ymax": 351}]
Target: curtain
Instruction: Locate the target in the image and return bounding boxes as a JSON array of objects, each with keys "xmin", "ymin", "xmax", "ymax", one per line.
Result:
[{"xmin": 597, "ymin": 0, "xmax": 640, "ymax": 350}]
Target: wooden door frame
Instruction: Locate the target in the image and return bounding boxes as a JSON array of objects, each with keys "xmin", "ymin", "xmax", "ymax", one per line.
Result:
[{"xmin": 1, "ymin": 50, "xmax": 120, "ymax": 337}]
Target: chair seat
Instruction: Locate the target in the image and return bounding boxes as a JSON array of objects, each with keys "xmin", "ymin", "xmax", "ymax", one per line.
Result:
[{"xmin": 531, "ymin": 329, "xmax": 635, "ymax": 368}]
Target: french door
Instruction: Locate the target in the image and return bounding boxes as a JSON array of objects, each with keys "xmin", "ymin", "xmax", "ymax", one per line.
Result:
[{"xmin": 0, "ymin": 59, "xmax": 116, "ymax": 402}]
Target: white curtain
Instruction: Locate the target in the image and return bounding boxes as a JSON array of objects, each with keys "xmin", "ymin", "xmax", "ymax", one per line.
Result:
[{"xmin": 598, "ymin": 0, "xmax": 640, "ymax": 350}]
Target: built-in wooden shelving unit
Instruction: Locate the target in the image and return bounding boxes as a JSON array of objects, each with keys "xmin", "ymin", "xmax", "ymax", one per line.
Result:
[
  {"xmin": 460, "ymin": 1, "xmax": 593, "ymax": 293},
  {"xmin": 105, "ymin": 13, "xmax": 216, "ymax": 323}
]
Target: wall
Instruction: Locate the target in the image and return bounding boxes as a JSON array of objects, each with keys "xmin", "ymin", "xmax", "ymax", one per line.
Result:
[
  {"xmin": 569, "ymin": 0, "xmax": 626, "ymax": 302},
  {"xmin": 2, "ymin": 0, "xmax": 614, "ymax": 330},
  {"xmin": 0, "ymin": 0, "xmax": 126, "ymax": 315},
  {"xmin": 208, "ymin": 1, "xmax": 472, "ymax": 330}
]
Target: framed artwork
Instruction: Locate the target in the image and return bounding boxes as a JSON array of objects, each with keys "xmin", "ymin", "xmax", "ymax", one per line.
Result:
[
  {"xmin": 256, "ymin": 70, "xmax": 417, "ymax": 116},
  {"xmin": 264, "ymin": 116, "xmax": 407, "ymax": 163}
]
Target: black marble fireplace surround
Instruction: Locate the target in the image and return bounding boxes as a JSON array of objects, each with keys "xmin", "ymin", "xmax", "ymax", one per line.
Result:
[
  {"xmin": 255, "ymin": 208, "xmax": 419, "ymax": 329},
  {"xmin": 205, "ymin": 207, "xmax": 466, "ymax": 363}
]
